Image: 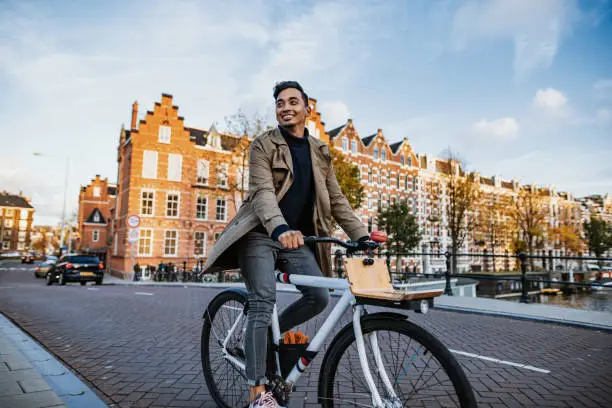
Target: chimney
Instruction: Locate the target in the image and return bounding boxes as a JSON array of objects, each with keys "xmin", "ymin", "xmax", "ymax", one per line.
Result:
[{"xmin": 131, "ymin": 101, "xmax": 139, "ymax": 130}]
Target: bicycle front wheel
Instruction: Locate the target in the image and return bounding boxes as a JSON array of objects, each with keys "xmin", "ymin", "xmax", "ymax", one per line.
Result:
[
  {"xmin": 201, "ymin": 290, "xmax": 250, "ymax": 408},
  {"xmin": 318, "ymin": 317, "xmax": 476, "ymax": 407}
]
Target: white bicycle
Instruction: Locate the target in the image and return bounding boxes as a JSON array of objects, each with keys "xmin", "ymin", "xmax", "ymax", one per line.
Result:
[{"xmin": 201, "ymin": 235, "xmax": 476, "ymax": 407}]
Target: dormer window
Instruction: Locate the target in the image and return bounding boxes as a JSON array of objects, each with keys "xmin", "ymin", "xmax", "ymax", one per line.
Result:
[
  {"xmin": 373, "ymin": 147, "xmax": 379, "ymax": 159},
  {"xmin": 350, "ymin": 140, "xmax": 357, "ymax": 153},
  {"xmin": 381, "ymin": 149, "xmax": 386, "ymax": 161},
  {"xmin": 400, "ymin": 154, "xmax": 405, "ymax": 165},
  {"xmin": 342, "ymin": 137, "xmax": 348, "ymax": 151}
]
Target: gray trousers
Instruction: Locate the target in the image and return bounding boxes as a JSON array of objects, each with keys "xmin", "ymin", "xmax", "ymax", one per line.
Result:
[{"xmin": 238, "ymin": 231, "xmax": 330, "ymax": 386}]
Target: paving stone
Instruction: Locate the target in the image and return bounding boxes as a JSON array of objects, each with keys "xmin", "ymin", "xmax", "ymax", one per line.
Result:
[
  {"xmin": 0, "ymin": 389, "xmax": 64, "ymax": 408},
  {"xmin": 0, "ymin": 379, "xmax": 24, "ymax": 396},
  {"xmin": 18, "ymin": 378, "xmax": 52, "ymax": 393}
]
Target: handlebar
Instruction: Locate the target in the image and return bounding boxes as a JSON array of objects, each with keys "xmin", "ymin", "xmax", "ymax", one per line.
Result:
[{"xmin": 303, "ymin": 236, "xmax": 380, "ymax": 250}]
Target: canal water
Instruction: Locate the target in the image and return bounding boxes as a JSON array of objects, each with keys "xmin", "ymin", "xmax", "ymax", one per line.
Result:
[{"xmin": 502, "ymin": 291, "xmax": 612, "ymax": 313}]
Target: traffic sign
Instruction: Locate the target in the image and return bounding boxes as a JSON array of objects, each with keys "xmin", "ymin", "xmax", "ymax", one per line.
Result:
[
  {"xmin": 126, "ymin": 215, "xmax": 141, "ymax": 228},
  {"xmin": 127, "ymin": 228, "xmax": 140, "ymax": 243}
]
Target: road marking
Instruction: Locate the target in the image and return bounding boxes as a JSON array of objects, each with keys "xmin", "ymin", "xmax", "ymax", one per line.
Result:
[
  {"xmin": 0, "ymin": 286, "xmax": 15, "ymax": 289},
  {"xmin": 449, "ymin": 349, "xmax": 551, "ymax": 373},
  {"xmin": 135, "ymin": 292, "xmax": 154, "ymax": 296},
  {"xmin": 87, "ymin": 288, "xmax": 99, "ymax": 291}
]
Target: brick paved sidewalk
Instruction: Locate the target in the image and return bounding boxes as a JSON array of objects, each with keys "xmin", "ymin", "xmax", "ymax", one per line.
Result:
[{"xmin": 0, "ymin": 313, "xmax": 108, "ymax": 408}]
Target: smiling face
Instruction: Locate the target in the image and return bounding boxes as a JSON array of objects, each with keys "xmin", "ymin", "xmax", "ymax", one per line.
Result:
[{"xmin": 275, "ymin": 87, "xmax": 310, "ymax": 129}]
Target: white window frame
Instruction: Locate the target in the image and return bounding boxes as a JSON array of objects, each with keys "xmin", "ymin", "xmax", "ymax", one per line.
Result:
[
  {"xmin": 341, "ymin": 137, "xmax": 348, "ymax": 151},
  {"xmin": 140, "ymin": 189, "xmax": 155, "ymax": 217},
  {"xmin": 159, "ymin": 125, "xmax": 171, "ymax": 144},
  {"xmin": 93, "ymin": 186, "xmax": 101, "ymax": 197},
  {"xmin": 197, "ymin": 159, "xmax": 210, "ymax": 185},
  {"xmin": 17, "ymin": 242, "xmax": 24, "ymax": 250},
  {"xmin": 166, "ymin": 192, "xmax": 180, "ymax": 218},
  {"xmin": 167, "ymin": 153, "xmax": 182, "ymax": 181},
  {"xmin": 5, "ymin": 209, "xmax": 13, "ymax": 217},
  {"xmin": 382, "ymin": 149, "xmax": 386, "ymax": 161},
  {"xmin": 138, "ymin": 229, "xmax": 153, "ymax": 256},
  {"xmin": 196, "ymin": 194, "xmax": 208, "ymax": 220},
  {"xmin": 164, "ymin": 230, "xmax": 178, "ymax": 257},
  {"xmin": 92, "ymin": 230, "xmax": 100, "ymax": 243},
  {"xmin": 20, "ymin": 209, "xmax": 29, "ymax": 219},
  {"xmin": 217, "ymin": 164, "xmax": 228, "ymax": 188},
  {"xmin": 2, "ymin": 241, "xmax": 9, "ymax": 250},
  {"xmin": 142, "ymin": 150, "xmax": 158, "ymax": 179},
  {"xmin": 19, "ymin": 220, "xmax": 27, "ymax": 230},
  {"xmin": 373, "ymin": 147, "xmax": 379, "ymax": 159},
  {"xmin": 194, "ymin": 231, "xmax": 207, "ymax": 257},
  {"xmin": 216, "ymin": 197, "xmax": 227, "ymax": 221},
  {"xmin": 18, "ymin": 231, "xmax": 26, "ymax": 241},
  {"xmin": 351, "ymin": 140, "xmax": 357, "ymax": 153},
  {"xmin": 4, "ymin": 219, "xmax": 12, "ymax": 228}
]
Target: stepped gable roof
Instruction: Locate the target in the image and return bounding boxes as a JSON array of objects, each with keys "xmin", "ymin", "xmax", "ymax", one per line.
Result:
[
  {"xmin": 0, "ymin": 193, "xmax": 33, "ymax": 209},
  {"xmin": 362, "ymin": 134, "xmax": 376, "ymax": 146},
  {"xmin": 85, "ymin": 208, "xmax": 106, "ymax": 224},
  {"xmin": 327, "ymin": 124, "xmax": 346, "ymax": 139}
]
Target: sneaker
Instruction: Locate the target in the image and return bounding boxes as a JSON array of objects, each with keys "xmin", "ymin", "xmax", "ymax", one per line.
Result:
[{"xmin": 249, "ymin": 391, "xmax": 284, "ymax": 408}]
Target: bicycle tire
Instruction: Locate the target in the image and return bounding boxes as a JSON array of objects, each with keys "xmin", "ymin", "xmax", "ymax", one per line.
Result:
[
  {"xmin": 318, "ymin": 317, "xmax": 477, "ymax": 408},
  {"xmin": 201, "ymin": 289, "xmax": 250, "ymax": 408}
]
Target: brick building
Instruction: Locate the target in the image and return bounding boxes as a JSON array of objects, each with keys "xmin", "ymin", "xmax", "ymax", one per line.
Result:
[
  {"xmin": 77, "ymin": 175, "xmax": 116, "ymax": 261},
  {"xmin": 84, "ymin": 93, "xmax": 610, "ymax": 277},
  {"xmin": 0, "ymin": 192, "xmax": 35, "ymax": 252}
]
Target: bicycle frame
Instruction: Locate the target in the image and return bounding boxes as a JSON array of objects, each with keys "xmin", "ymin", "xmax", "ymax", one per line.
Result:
[{"xmin": 220, "ymin": 271, "xmax": 398, "ymax": 407}]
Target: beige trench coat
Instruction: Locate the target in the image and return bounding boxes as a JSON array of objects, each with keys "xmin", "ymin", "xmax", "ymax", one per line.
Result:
[{"xmin": 202, "ymin": 127, "xmax": 368, "ymax": 277}]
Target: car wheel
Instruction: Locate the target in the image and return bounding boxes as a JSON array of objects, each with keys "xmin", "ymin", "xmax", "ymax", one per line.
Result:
[
  {"xmin": 59, "ymin": 273, "xmax": 66, "ymax": 286},
  {"xmin": 46, "ymin": 273, "xmax": 53, "ymax": 286},
  {"xmin": 80, "ymin": 281, "xmax": 86, "ymax": 286}
]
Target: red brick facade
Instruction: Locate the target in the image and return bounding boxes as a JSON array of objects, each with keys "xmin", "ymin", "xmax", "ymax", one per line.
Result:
[
  {"xmin": 77, "ymin": 175, "xmax": 116, "ymax": 260},
  {"xmin": 0, "ymin": 192, "xmax": 35, "ymax": 253}
]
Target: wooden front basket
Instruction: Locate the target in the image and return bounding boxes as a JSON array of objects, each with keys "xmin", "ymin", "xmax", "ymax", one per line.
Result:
[{"xmin": 343, "ymin": 258, "xmax": 444, "ymax": 303}]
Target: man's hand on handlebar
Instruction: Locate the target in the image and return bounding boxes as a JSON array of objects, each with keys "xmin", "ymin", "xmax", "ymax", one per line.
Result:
[{"xmin": 278, "ymin": 230, "xmax": 304, "ymax": 249}]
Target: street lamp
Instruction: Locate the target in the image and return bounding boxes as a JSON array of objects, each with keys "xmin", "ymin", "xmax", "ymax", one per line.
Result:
[{"xmin": 33, "ymin": 153, "xmax": 70, "ymax": 255}]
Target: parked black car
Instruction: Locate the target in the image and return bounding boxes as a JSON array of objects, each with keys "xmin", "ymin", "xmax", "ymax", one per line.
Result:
[
  {"xmin": 45, "ymin": 254, "xmax": 104, "ymax": 286},
  {"xmin": 21, "ymin": 252, "xmax": 35, "ymax": 264}
]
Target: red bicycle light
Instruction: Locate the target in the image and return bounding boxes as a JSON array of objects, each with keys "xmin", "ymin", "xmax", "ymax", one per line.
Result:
[
  {"xmin": 66, "ymin": 263, "xmax": 73, "ymax": 269},
  {"xmin": 99, "ymin": 263, "xmax": 104, "ymax": 269},
  {"xmin": 370, "ymin": 231, "xmax": 387, "ymax": 243}
]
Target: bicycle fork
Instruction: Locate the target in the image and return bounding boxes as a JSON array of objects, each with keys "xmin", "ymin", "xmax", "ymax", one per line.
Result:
[{"xmin": 353, "ymin": 306, "xmax": 400, "ymax": 408}]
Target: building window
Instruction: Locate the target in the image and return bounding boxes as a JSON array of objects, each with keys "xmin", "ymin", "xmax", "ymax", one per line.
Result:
[
  {"xmin": 164, "ymin": 230, "xmax": 178, "ymax": 256},
  {"xmin": 93, "ymin": 187, "xmax": 101, "ymax": 197},
  {"xmin": 368, "ymin": 195, "xmax": 373, "ymax": 209},
  {"xmin": 18, "ymin": 231, "xmax": 26, "ymax": 241},
  {"xmin": 405, "ymin": 175, "xmax": 409, "ymax": 190},
  {"xmin": 137, "ymin": 229, "xmax": 152, "ymax": 256},
  {"xmin": 19, "ymin": 220, "xmax": 27, "ymax": 230},
  {"xmin": 4, "ymin": 219, "xmax": 12, "ymax": 228},
  {"xmin": 167, "ymin": 153, "xmax": 182, "ymax": 181},
  {"xmin": 373, "ymin": 147, "xmax": 378, "ymax": 159},
  {"xmin": 342, "ymin": 137, "xmax": 348, "ymax": 151},
  {"xmin": 350, "ymin": 140, "xmax": 357, "ymax": 153},
  {"xmin": 141, "ymin": 190, "xmax": 155, "ymax": 216},
  {"xmin": 237, "ymin": 168, "xmax": 249, "ymax": 191},
  {"xmin": 368, "ymin": 168, "xmax": 372, "ymax": 183},
  {"xmin": 400, "ymin": 154, "xmax": 405, "ymax": 165},
  {"xmin": 142, "ymin": 150, "xmax": 158, "ymax": 179},
  {"xmin": 216, "ymin": 198, "xmax": 227, "ymax": 221},
  {"xmin": 396, "ymin": 174, "xmax": 400, "ymax": 188},
  {"xmin": 413, "ymin": 179, "xmax": 417, "ymax": 191},
  {"xmin": 217, "ymin": 164, "xmax": 228, "ymax": 188},
  {"xmin": 377, "ymin": 197, "xmax": 382, "ymax": 209},
  {"xmin": 166, "ymin": 193, "xmax": 180, "ymax": 217},
  {"xmin": 93, "ymin": 212, "xmax": 101, "ymax": 223},
  {"xmin": 381, "ymin": 149, "xmax": 386, "ymax": 161},
  {"xmin": 92, "ymin": 230, "xmax": 99, "ymax": 243},
  {"xmin": 407, "ymin": 156, "xmax": 412, "ymax": 166},
  {"xmin": 159, "ymin": 125, "xmax": 171, "ymax": 144},
  {"xmin": 214, "ymin": 232, "xmax": 221, "ymax": 242},
  {"xmin": 2, "ymin": 241, "xmax": 9, "ymax": 250},
  {"xmin": 197, "ymin": 159, "xmax": 209, "ymax": 185},
  {"xmin": 17, "ymin": 242, "xmax": 24, "ymax": 250},
  {"xmin": 194, "ymin": 231, "xmax": 206, "ymax": 257},
  {"xmin": 5, "ymin": 209, "xmax": 13, "ymax": 217},
  {"xmin": 196, "ymin": 195, "xmax": 208, "ymax": 220},
  {"xmin": 113, "ymin": 233, "xmax": 118, "ymax": 255},
  {"xmin": 20, "ymin": 209, "xmax": 29, "ymax": 219},
  {"xmin": 377, "ymin": 172, "xmax": 382, "ymax": 185}
]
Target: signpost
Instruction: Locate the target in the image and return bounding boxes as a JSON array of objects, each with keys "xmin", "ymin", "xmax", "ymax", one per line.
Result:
[{"xmin": 126, "ymin": 215, "xmax": 141, "ymax": 280}]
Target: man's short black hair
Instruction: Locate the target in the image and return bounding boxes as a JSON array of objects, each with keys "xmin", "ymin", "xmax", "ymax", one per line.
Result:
[{"xmin": 273, "ymin": 81, "xmax": 309, "ymax": 105}]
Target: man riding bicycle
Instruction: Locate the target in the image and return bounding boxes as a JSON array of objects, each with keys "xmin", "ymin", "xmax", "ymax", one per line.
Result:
[{"xmin": 203, "ymin": 81, "xmax": 372, "ymax": 407}]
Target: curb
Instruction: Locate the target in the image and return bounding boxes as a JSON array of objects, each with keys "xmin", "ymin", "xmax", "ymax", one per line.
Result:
[{"xmin": 0, "ymin": 313, "xmax": 109, "ymax": 408}]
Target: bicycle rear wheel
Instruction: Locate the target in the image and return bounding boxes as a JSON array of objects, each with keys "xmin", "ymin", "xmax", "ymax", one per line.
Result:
[
  {"xmin": 201, "ymin": 290, "xmax": 250, "ymax": 408},
  {"xmin": 318, "ymin": 317, "xmax": 476, "ymax": 407}
]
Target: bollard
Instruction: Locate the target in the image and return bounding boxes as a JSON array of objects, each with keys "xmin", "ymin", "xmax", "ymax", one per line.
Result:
[
  {"xmin": 444, "ymin": 251, "xmax": 453, "ymax": 296},
  {"xmin": 519, "ymin": 253, "xmax": 530, "ymax": 303}
]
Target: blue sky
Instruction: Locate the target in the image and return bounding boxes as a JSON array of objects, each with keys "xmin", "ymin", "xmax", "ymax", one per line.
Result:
[{"xmin": 0, "ymin": 0, "xmax": 610, "ymax": 226}]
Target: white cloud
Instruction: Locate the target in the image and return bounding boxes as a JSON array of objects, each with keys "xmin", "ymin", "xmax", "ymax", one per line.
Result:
[
  {"xmin": 533, "ymin": 88, "xmax": 568, "ymax": 109},
  {"xmin": 596, "ymin": 107, "xmax": 612, "ymax": 124},
  {"xmin": 472, "ymin": 117, "xmax": 520, "ymax": 140},
  {"xmin": 319, "ymin": 101, "xmax": 351, "ymax": 128},
  {"xmin": 594, "ymin": 79, "xmax": 612, "ymax": 100},
  {"xmin": 452, "ymin": 0, "xmax": 579, "ymax": 77}
]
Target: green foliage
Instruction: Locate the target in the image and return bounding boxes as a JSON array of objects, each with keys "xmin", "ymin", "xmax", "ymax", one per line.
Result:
[
  {"xmin": 376, "ymin": 201, "xmax": 422, "ymax": 253},
  {"xmin": 330, "ymin": 149, "xmax": 364, "ymax": 210},
  {"xmin": 583, "ymin": 216, "xmax": 612, "ymax": 257}
]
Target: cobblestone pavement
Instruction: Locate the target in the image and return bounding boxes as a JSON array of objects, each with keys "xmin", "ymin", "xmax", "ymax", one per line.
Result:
[{"xmin": 1, "ymin": 261, "xmax": 611, "ymax": 407}]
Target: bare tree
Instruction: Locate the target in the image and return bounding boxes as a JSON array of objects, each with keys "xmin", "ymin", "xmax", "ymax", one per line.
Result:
[
  {"xmin": 511, "ymin": 187, "xmax": 547, "ymax": 271},
  {"xmin": 475, "ymin": 195, "xmax": 513, "ymax": 271},
  {"xmin": 442, "ymin": 150, "xmax": 479, "ymax": 273}
]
